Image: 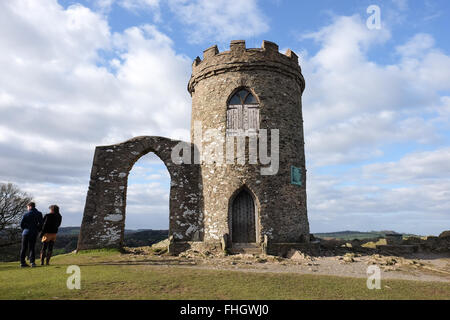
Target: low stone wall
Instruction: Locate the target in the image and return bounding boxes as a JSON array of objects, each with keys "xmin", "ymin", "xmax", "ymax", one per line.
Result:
[
  {"xmin": 376, "ymin": 245, "xmax": 419, "ymax": 254},
  {"xmin": 266, "ymin": 242, "xmax": 320, "ymax": 257},
  {"xmin": 167, "ymin": 240, "xmax": 321, "ymax": 257},
  {"xmin": 168, "ymin": 241, "xmax": 223, "ymax": 256},
  {"xmin": 416, "ymin": 236, "xmax": 450, "ymax": 253},
  {"xmin": 317, "ymin": 234, "xmax": 450, "ymax": 255}
]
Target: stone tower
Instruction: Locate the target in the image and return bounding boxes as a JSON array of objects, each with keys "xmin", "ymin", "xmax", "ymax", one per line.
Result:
[{"xmin": 188, "ymin": 40, "xmax": 309, "ymax": 247}]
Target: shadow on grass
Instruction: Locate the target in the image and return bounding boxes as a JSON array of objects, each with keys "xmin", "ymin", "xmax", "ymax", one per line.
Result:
[{"xmin": 95, "ymin": 258, "xmax": 197, "ymax": 267}]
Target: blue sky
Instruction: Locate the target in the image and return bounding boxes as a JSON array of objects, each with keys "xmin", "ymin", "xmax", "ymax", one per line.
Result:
[
  {"xmin": 0, "ymin": 0, "xmax": 449, "ymax": 235},
  {"xmin": 57, "ymin": 0, "xmax": 450, "ymax": 59}
]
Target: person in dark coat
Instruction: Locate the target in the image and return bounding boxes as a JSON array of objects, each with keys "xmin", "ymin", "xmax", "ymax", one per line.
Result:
[
  {"xmin": 20, "ymin": 202, "xmax": 43, "ymax": 267},
  {"xmin": 40, "ymin": 205, "xmax": 62, "ymax": 265}
]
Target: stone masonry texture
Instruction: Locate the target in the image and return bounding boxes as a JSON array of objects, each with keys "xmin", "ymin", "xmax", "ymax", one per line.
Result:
[{"xmin": 189, "ymin": 40, "xmax": 309, "ymax": 244}]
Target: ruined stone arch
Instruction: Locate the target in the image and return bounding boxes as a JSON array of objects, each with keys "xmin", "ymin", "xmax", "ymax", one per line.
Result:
[{"xmin": 77, "ymin": 136, "xmax": 203, "ymax": 250}]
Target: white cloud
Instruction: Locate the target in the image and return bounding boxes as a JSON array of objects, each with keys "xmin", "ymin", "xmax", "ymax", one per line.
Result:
[
  {"xmin": 18, "ymin": 182, "xmax": 87, "ymax": 227},
  {"xmin": 392, "ymin": 0, "xmax": 409, "ymax": 11},
  {"xmin": 119, "ymin": 0, "xmax": 161, "ymax": 21},
  {"xmin": 308, "ymin": 147, "xmax": 450, "ymax": 235},
  {"xmin": 167, "ymin": 0, "xmax": 269, "ymax": 43},
  {"xmin": 103, "ymin": 0, "xmax": 269, "ymax": 43},
  {"xmin": 363, "ymin": 148, "xmax": 450, "ymax": 183},
  {"xmin": 300, "ymin": 15, "xmax": 450, "ymax": 167},
  {"xmin": 93, "ymin": 0, "xmax": 160, "ymax": 16},
  {"xmin": 395, "ymin": 33, "xmax": 435, "ymax": 57},
  {"xmin": 92, "ymin": 0, "xmax": 115, "ymax": 13},
  {"xmin": 119, "ymin": 0, "xmax": 159, "ymax": 10},
  {"xmin": 0, "ymin": 1, "xmax": 191, "ymax": 227},
  {"xmin": 125, "ymin": 182, "xmax": 169, "ymax": 229},
  {"xmin": 298, "ymin": 15, "xmax": 450, "ymax": 234},
  {"xmin": 307, "ymin": 112, "xmax": 437, "ymax": 166}
]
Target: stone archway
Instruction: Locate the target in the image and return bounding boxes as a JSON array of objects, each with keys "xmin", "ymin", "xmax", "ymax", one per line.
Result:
[{"xmin": 77, "ymin": 136, "xmax": 203, "ymax": 250}]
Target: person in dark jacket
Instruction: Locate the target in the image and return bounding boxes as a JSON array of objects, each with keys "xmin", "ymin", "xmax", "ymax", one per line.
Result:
[
  {"xmin": 20, "ymin": 202, "xmax": 43, "ymax": 267},
  {"xmin": 40, "ymin": 205, "xmax": 62, "ymax": 265}
]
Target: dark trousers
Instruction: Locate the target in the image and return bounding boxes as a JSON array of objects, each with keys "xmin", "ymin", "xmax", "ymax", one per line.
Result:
[
  {"xmin": 20, "ymin": 233, "xmax": 37, "ymax": 265},
  {"xmin": 41, "ymin": 240, "xmax": 54, "ymax": 258}
]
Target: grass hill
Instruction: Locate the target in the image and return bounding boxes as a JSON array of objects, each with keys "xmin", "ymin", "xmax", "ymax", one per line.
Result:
[{"xmin": 1, "ymin": 249, "xmax": 449, "ymax": 300}]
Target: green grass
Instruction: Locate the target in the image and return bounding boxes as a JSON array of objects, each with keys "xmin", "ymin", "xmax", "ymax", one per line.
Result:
[{"xmin": 0, "ymin": 251, "xmax": 449, "ymax": 300}]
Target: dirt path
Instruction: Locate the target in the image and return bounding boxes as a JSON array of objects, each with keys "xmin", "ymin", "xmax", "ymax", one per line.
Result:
[
  {"xmin": 124, "ymin": 248, "xmax": 450, "ymax": 283},
  {"xmin": 189, "ymin": 255, "xmax": 450, "ymax": 283}
]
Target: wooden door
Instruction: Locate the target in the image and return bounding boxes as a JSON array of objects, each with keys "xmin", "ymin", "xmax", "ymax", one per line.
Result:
[{"xmin": 231, "ymin": 189, "xmax": 256, "ymax": 243}]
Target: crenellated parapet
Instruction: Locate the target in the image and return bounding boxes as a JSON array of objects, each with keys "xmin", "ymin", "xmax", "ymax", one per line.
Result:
[{"xmin": 188, "ymin": 40, "xmax": 305, "ymax": 94}]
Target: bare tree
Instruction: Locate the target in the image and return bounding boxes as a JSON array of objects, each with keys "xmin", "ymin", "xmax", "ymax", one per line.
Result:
[{"xmin": 0, "ymin": 183, "xmax": 32, "ymax": 246}]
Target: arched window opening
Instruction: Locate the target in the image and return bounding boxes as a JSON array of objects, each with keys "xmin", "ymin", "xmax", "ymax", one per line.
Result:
[{"xmin": 227, "ymin": 88, "xmax": 260, "ymax": 136}]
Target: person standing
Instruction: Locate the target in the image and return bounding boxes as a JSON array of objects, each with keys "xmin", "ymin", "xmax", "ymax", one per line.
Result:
[
  {"xmin": 20, "ymin": 202, "xmax": 43, "ymax": 268},
  {"xmin": 40, "ymin": 205, "xmax": 62, "ymax": 266}
]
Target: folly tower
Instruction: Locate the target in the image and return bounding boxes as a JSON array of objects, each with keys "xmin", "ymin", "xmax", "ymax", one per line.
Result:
[
  {"xmin": 188, "ymin": 40, "xmax": 309, "ymax": 247},
  {"xmin": 77, "ymin": 40, "xmax": 309, "ymax": 255}
]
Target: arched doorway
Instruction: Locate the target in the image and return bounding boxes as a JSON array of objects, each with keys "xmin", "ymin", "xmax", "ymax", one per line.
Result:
[{"xmin": 231, "ymin": 188, "xmax": 256, "ymax": 243}]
